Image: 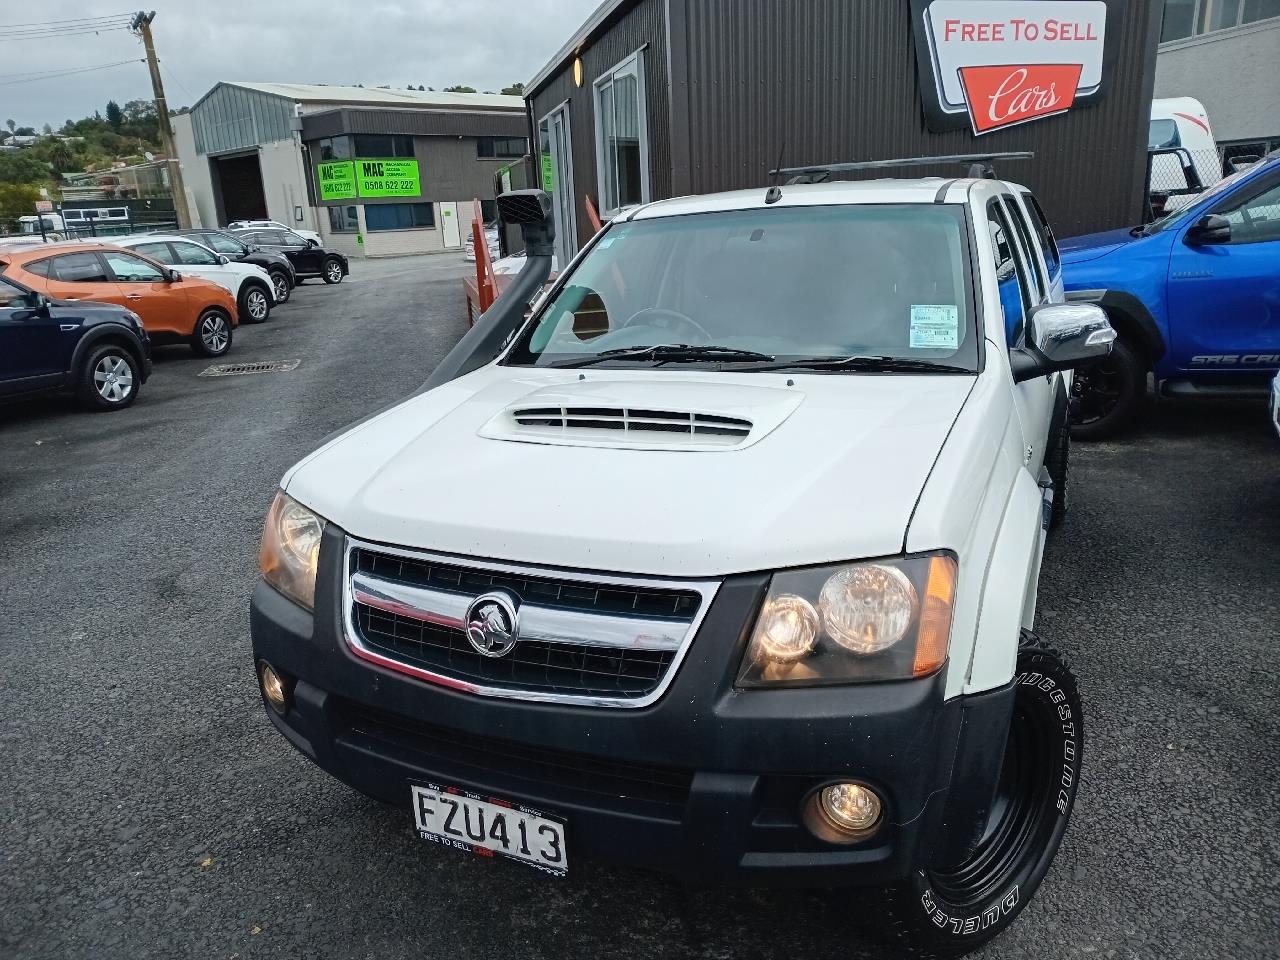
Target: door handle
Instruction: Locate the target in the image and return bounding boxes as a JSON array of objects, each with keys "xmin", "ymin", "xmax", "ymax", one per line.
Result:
[{"xmin": 125, "ymin": 294, "xmax": 144, "ymax": 300}]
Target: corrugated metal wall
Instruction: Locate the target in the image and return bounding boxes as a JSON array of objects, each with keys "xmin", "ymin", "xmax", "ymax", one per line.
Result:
[
  {"xmin": 679, "ymin": 0, "xmax": 1162, "ymax": 237},
  {"xmin": 191, "ymin": 84, "xmax": 295, "ymax": 155},
  {"xmin": 529, "ymin": 0, "xmax": 669, "ymax": 246}
]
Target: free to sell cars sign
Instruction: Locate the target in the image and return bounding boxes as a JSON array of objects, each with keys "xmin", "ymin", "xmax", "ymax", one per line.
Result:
[{"xmin": 912, "ymin": 0, "xmax": 1108, "ymax": 135}]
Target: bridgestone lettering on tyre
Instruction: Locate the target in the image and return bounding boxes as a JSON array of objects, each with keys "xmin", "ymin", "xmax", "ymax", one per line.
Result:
[{"xmin": 879, "ymin": 632, "xmax": 1083, "ymax": 957}]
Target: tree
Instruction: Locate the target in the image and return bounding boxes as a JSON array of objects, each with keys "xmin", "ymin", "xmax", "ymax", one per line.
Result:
[
  {"xmin": 42, "ymin": 123, "xmax": 52, "ymax": 136},
  {"xmin": 105, "ymin": 100, "xmax": 123, "ymax": 131},
  {"xmin": 14, "ymin": 127, "xmax": 35, "ymax": 136},
  {"xmin": 443, "ymin": 85, "xmax": 476, "ymax": 93},
  {"xmin": 5, "ymin": 119, "xmax": 14, "ymax": 134},
  {"xmin": 500, "ymin": 82, "xmax": 525, "ymax": 96},
  {"xmin": 47, "ymin": 141, "xmax": 75, "ymax": 174},
  {"xmin": 0, "ymin": 182, "xmax": 42, "ymax": 221},
  {"xmin": 0, "ymin": 151, "xmax": 50, "ymax": 184}
]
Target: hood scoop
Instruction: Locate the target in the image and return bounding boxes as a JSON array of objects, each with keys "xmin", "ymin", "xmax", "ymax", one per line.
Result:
[{"xmin": 480, "ymin": 378, "xmax": 802, "ymax": 452}]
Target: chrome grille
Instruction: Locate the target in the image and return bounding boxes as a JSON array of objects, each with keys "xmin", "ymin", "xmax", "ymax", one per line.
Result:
[{"xmin": 344, "ymin": 540, "xmax": 718, "ymax": 708}]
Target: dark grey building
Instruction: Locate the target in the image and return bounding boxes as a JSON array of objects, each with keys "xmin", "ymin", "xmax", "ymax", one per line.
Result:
[
  {"xmin": 527, "ymin": 0, "xmax": 1165, "ymax": 256},
  {"xmin": 174, "ymin": 83, "xmax": 528, "ymax": 258}
]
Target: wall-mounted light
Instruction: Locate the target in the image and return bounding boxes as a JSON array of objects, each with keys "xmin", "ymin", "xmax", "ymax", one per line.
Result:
[{"xmin": 573, "ymin": 57, "xmax": 584, "ymax": 88}]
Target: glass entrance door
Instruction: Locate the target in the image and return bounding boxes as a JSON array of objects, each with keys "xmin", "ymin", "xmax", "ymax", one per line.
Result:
[{"xmin": 539, "ymin": 103, "xmax": 576, "ymax": 268}]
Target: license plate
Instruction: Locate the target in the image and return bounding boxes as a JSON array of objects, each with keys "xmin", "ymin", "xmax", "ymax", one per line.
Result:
[{"xmin": 411, "ymin": 783, "xmax": 568, "ymax": 875}]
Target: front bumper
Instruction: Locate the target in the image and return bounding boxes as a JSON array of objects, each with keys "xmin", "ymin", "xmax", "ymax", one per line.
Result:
[{"xmin": 251, "ymin": 526, "xmax": 1013, "ymax": 886}]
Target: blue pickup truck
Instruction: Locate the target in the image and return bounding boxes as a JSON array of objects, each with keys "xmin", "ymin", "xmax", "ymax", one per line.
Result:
[{"xmin": 1061, "ymin": 150, "xmax": 1280, "ymax": 438}]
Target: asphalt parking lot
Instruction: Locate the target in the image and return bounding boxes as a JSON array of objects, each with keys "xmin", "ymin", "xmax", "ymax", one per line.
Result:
[{"xmin": 2, "ymin": 254, "xmax": 1278, "ymax": 960}]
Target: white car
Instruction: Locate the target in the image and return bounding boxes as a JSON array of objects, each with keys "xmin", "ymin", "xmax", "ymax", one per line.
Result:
[
  {"xmin": 227, "ymin": 220, "xmax": 322, "ymax": 246},
  {"xmin": 1270, "ymin": 370, "xmax": 1280, "ymax": 440},
  {"xmin": 250, "ymin": 173, "xmax": 1115, "ymax": 956},
  {"xmin": 464, "ymin": 225, "xmax": 500, "ymax": 262},
  {"xmin": 115, "ymin": 234, "xmax": 276, "ymax": 324}
]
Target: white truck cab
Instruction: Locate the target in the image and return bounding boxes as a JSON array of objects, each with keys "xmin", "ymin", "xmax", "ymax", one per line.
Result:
[{"xmin": 251, "ymin": 165, "xmax": 1114, "ymax": 957}]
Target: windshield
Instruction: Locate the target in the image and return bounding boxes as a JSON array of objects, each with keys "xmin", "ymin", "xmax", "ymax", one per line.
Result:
[
  {"xmin": 505, "ymin": 204, "xmax": 978, "ymax": 371},
  {"xmin": 1144, "ymin": 163, "xmax": 1258, "ymax": 234}
]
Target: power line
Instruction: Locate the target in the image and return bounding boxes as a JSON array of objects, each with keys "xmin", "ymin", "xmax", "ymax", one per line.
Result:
[
  {"xmin": 0, "ymin": 12, "xmax": 133, "ymax": 29},
  {"xmin": 0, "ymin": 59, "xmax": 144, "ymax": 87},
  {"xmin": 0, "ymin": 25, "xmax": 132, "ymax": 42}
]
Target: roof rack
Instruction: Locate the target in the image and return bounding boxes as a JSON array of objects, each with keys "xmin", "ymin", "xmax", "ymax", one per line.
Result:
[{"xmin": 772, "ymin": 152, "xmax": 1034, "ymax": 184}]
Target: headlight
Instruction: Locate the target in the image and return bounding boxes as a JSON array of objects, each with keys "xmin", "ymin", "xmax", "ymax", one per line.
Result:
[
  {"xmin": 738, "ymin": 553, "xmax": 957, "ymax": 687},
  {"xmin": 258, "ymin": 491, "xmax": 326, "ymax": 611}
]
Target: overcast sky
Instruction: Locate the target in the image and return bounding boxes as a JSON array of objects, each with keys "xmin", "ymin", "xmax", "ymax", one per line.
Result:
[{"xmin": 2, "ymin": 0, "xmax": 601, "ymax": 129}]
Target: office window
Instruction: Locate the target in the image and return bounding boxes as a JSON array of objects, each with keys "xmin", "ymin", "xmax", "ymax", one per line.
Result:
[
  {"xmin": 594, "ymin": 49, "xmax": 649, "ymax": 215},
  {"xmin": 1162, "ymin": 0, "xmax": 1279, "ymax": 40},
  {"xmin": 364, "ymin": 202, "xmax": 435, "ymax": 231},
  {"xmin": 352, "ymin": 134, "xmax": 414, "ymax": 158},
  {"xmin": 317, "ymin": 136, "xmax": 352, "ymax": 161},
  {"xmin": 476, "ymin": 137, "xmax": 527, "ymax": 159},
  {"xmin": 327, "ymin": 205, "xmax": 359, "ymax": 233}
]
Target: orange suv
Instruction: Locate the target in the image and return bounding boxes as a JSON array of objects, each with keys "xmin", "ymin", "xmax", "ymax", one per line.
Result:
[{"xmin": 0, "ymin": 242, "xmax": 239, "ymax": 357}]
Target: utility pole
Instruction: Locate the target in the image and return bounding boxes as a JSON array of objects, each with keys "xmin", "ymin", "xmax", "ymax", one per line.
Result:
[{"xmin": 131, "ymin": 10, "xmax": 192, "ymax": 229}]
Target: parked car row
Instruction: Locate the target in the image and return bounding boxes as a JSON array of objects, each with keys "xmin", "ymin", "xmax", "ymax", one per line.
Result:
[{"xmin": 0, "ymin": 228, "xmax": 350, "ymax": 413}]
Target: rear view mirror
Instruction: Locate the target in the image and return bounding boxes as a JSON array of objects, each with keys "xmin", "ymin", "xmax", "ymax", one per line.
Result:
[
  {"xmin": 1011, "ymin": 303, "xmax": 1116, "ymax": 382},
  {"xmin": 1185, "ymin": 213, "xmax": 1232, "ymax": 245}
]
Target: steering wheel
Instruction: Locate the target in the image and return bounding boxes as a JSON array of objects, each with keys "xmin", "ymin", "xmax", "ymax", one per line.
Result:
[{"xmin": 619, "ymin": 307, "xmax": 712, "ymax": 343}]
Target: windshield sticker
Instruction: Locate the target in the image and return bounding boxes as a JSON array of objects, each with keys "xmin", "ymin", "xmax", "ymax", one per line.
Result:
[{"xmin": 910, "ymin": 304, "xmax": 960, "ymax": 349}]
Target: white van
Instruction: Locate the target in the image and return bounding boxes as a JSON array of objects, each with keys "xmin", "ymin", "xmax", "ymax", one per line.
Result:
[{"xmin": 1149, "ymin": 97, "xmax": 1221, "ymax": 209}]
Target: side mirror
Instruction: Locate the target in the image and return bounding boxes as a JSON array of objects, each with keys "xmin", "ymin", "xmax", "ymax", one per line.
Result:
[
  {"xmin": 1010, "ymin": 303, "xmax": 1116, "ymax": 383},
  {"xmin": 13, "ymin": 292, "xmax": 51, "ymax": 320},
  {"xmin": 1186, "ymin": 213, "xmax": 1232, "ymax": 245},
  {"xmin": 167, "ymin": 269, "xmax": 182, "ymax": 282},
  {"xmin": 305, "ymin": 238, "xmax": 318, "ymax": 248},
  {"xmin": 217, "ymin": 254, "xmax": 230, "ymax": 265}
]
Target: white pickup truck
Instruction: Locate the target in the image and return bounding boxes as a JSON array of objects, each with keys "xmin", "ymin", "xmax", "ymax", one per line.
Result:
[{"xmin": 251, "ymin": 166, "xmax": 1114, "ymax": 956}]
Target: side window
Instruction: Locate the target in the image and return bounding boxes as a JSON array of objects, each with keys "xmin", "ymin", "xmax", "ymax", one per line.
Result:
[
  {"xmin": 205, "ymin": 233, "xmax": 244, "ymax": 255},
  {"xmin": 103, "ymin": 251, "xmax": 166, "ymax": 283},
  {"xmin": 23, "ymin": 258, "xmax": 52, "ymax": 278},
  {"xmin": 1216, "ymin": 179, "xmax": 1280, "ymax": 244},
  {"xmin": 986, "ymin": 202, "xmax": 1030, "ymax": 344},
  {"xmin": 52, "ymin": 252, "xmax": 109, "ymax": 283},
  {"xmin": 133, "ymin": 241, "xmax": 175, "ymax": 263},
  {"xmin": 259, "ymin": 230, "xmax": 288, "ymax": 245},
  {"xmin": 172, "ymin": 241, "xmax": 219, "ymax": 265},
  {"xmin": 1000, "ymin": 196, "xmax": 1045, "ymax": 304},
  {"xmin": 1021, "ymin": 192, "xmax": 1061, "ymax": 279},
  {"xmin": 0, "ymin": 277, "xmax": 31, "ymax": 307}
]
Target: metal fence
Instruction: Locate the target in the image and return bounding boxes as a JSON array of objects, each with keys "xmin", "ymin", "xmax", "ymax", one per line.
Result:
[
  {"xmin": 1144, "ymin": 145, "xmax": 1272, "ymax": 220},
  {"xmin": 0, "ymin": 216, "xmax": 178, "ymax": 244}
]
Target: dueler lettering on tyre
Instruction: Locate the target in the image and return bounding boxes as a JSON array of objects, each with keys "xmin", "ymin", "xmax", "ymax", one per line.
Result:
[{"xmin": 880, "ymin": 632, "xmax": 1083, "ymax": 957}]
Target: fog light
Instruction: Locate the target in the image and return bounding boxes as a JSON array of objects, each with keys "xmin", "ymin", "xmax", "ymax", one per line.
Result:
[
  {"xmin": 258, "ymin": 660, "xmax": 291, "ymax": 715},
  {"xmin": 819, "ymin": 782, "xmax": 882, "ymax": 834}
]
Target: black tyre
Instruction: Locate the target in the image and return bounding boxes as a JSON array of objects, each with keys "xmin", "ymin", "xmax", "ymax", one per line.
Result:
[
  {"xmin": 76, "ymin": 343, "xmax": 140, "ymax": 411},
  {"xmin": 268, "ymin": 270, "xmax": 291, "ymax": 305},
  {"xmin": 879, "ymin": 632, "xmax": 1083, "ymax": 958},
  {"xmin": 190, "ymin": 308, "xmax": 233, "ymax": 357},
  {"xmin": 322, "ymin": 257, "xmax": 344, "ymax": 284},
  {"xmin": 238, "ymin": 281, "xmax": 272, "ymax": 324},
  {"xmin": 1044, "ymin": 413, "xmax": 1070, "ymax": 531},
  {"xmin": 1069, "ymin": 337, "xmax": 1145, "ymax": 440}
]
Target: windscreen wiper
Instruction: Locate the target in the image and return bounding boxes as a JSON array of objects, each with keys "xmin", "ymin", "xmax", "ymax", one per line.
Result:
[
  {"xmin": 551, "ymin": 344, "xmax": 776, "ymax": 369},
  {"xmin": 752, "ymin": 355, "xmax": 974, "ymax": 374}
]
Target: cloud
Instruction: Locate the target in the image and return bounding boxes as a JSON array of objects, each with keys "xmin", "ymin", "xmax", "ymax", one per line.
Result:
[{"xmin": 5, "ymin": 0, "xmax": 598, "ymax": 128}]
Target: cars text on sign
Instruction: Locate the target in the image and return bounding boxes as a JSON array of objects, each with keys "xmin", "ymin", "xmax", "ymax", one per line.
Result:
[{"xmin": 912, "ymin": 0, "xmax": 1107, "ymax": 135}]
